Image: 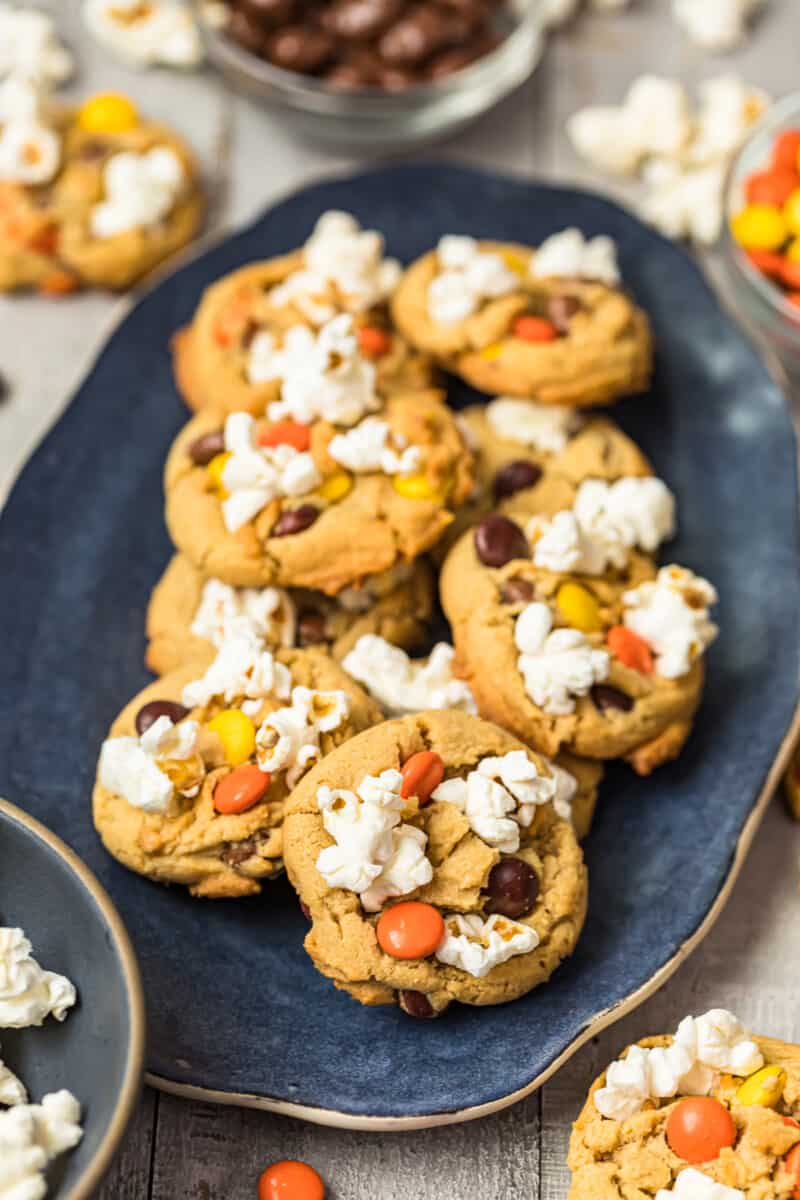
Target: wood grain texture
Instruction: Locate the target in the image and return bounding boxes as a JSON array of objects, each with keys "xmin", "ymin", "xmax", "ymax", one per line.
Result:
[{"xmin": 1, "ymin": 2, "xmax": 798, "ymax": 1197}]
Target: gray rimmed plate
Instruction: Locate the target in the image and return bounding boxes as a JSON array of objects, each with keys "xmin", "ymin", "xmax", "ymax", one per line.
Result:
[
  {"xmin": 0, "ymin": 798, "xmax": 145, "ymax": 1197},
  {"xmin": 0, "ymin": 164, "xmax": 797, "ymax": 1130}
]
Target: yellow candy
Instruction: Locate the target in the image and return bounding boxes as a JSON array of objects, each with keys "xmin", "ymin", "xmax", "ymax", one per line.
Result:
[
  {"xmin": 206, "ymin": 710, "xmax": 256, "ymax": 766},
  {"xmin": 207, "ymin": 452, "xmax": 231, "ymax": 497},
  {"xmin": 479, "ymin": 342, "xmax": 504, "ymax": 362},
  {"xmin": 730, "ymin": 204, "xmax": 788, "ymax": 251},
  {"xmin": 317, "ymin": 470, "xmax": 353, "ymax": 502},
  {"xmin": 392, "ymin": 472, "xmax": 449, "ymax": 502},
  {"xmin": 785, "ymin": 189, "xmax": 800, "ymax": 237},
  {"xmin": 734, "ymin": 1064, "xmax": 787, "ymax": 1108},
  {"xmin": 501, "ymin": 250, "xmax": 529, "ymax": 276},
  {"xmin": 787, "ymin": 238, "xmax": 800, "ymax": 263},
  {"xmin": 77, "ymin": 92, "xmax": 138, "ymax": 134},
  {"xmin": 556, "ymin": 582, "xmax": 603, "ymax": 633}
]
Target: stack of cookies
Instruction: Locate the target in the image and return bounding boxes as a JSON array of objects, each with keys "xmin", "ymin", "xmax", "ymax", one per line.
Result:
[{"xmin": 92, "ymin": 211, "xmax": 720, "ymax": 1017}]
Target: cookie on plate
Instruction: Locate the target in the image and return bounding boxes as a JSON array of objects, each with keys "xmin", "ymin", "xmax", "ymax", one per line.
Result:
[
  {"xmin": 441, "ymin": 501, "xmax": 718, "ymax": 774},
  {"xmin": 172, "ymin": 211, "xmax": 434, "ymax": 414},
  {"xmin": 434, "ymin": 402, "xmax": 653, "ymax": 564},
  {"xmin": 0, "ymin": 87, "xmax": 202, "ymax": 293},
  {"xmin": 93, "ymin": 639, "xmax": 381, "ymax": 897},
  {"xmin": 283, "ymin": 710, "xmax": 588, "ymax": 1015},
  {"xmin": 164, "ymin": 338, "xmax": 474, "ymax": 593},
  {"xmin": 338, "ymin": 635, "xmax": 603, "ymax": 840},
  {"xmin": 145, "ymin": 554, "xmax": 435, "ymax": 676},
  {"xmin": 568, "ymin": 1008, "xmax": 800, "ymax": 1199},
  {"xmin": 391, "ymin": 230, "xmax": 653, "ymax": 406}
]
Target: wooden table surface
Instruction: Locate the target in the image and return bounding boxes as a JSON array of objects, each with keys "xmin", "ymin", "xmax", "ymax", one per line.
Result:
[{"xmin": 1, "ymin": 3, "xmax": 799, "ymax": 1197}]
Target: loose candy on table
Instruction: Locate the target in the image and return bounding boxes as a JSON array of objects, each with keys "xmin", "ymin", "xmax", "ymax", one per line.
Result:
[{"xmin": 258, "ymin": 1159, "xmax": 325, "ymax": 1200}]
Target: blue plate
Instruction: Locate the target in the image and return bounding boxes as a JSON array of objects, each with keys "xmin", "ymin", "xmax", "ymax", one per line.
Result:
[
  {"xmin": 0, "ymin": 165, "xmax": 797, "ymax": 1128},
  {"xmin": 0, "ymin": 799, "xmax": 144, "ymax": 1195}
]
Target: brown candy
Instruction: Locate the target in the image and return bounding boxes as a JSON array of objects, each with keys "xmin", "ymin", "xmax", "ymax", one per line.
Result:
[
  {"xmin": 321, "ymin": 0, "xmax": 405, "ymax": 40},
  {"xmin": 591, "ymin": 684, "xmax": 634, "ymax": 714},
  {"xmin": 135, "ymin": 700, "xmax": 190, "ymax": 737},
  {"xmin": 227, "ymin": 7, "xmax": 269, "ymax": 53},
  {"xmin": 474, "ymin": 514, "xmax": 528, "ymax": 568},
  {"xmin": 241, "ymin": 0, "xmax": 296, "ymax": 24},
  {"xmin": 399, "ymin": 990, "xmax": 436, "ymax": 1018},
  {"xmin": 272, "ymin": 504, "xmax": 319, "ymax": 537},
  {"xmin": 484, "ymin": 858, "xmax": 539, "ymax": 919},
  {"xmin": 547, "ymin": 294, "xmax": 581, "ymax": 334},
  {"xmin": 188, "ymin": 430, "xmax": 225, "ymax": 466},
  {"xmin": 500, "ymin": 577, "xmax": 534, "ymax": 605},
  {"xmin": 493, "ymin": 459, "xmax": 542, "ymax": 500},
  {"xmin": 267, "ymin": 26, "xmax": 336, "ymax": 71},
  {"xmin": 225, "ymin": 0, "xmax": 505, "ymax": 90},
  {"xmin": 296, "ymin": 609, "xmax": 328, "ymax": 645},
  {"xmin": 378, "ymin": 5, "xmax": 470, "ymax": 65},
  {"xmin": 222, "ymin": 840, "xmax": 258, "ymax": 867}
]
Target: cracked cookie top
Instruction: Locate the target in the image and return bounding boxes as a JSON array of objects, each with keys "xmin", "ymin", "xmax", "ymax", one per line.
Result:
[
  {"xmin": 172, "ymin": 211, "xmax": 435, "ymax": 415},
  {"xmin": 391, "ymin": 232, "xmax": 653, "ymax": 406},
  {"xmin": 282, "ymin": 710, "xmax": 587, "ymax": 1015},
  {"xmin": 568, "ymin": 1011, "xmax": 800, "ymax": 1199},
  {"xmin": 164, "ymin": 337, "xmax": 475, "ymax": 593},
  {"xmin": 93, "ymin": 637, "xmax": 381, "ymax": 898}
]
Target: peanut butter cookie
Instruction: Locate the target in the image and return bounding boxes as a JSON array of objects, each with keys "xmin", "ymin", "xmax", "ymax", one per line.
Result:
[
  {"xmin": 392, "ymin": 233, "xmax": 652, "ymax": 406},
  {"xmin": 568, "ymin": 1009, "xmax": 800, "ymax": 1199},
  {"xmin": 283, "ymin": 709, "xmax": 588, "ymax": 1015},
  {"xmin": 93, "ymin": 641, "xmax": 381, "ymax": 897},
  {"xmin": 145, "ymin": 553, "xmax": 435, "ymax": 675}
]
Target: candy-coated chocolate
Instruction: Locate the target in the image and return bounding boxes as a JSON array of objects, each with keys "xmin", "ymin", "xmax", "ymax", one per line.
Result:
[
  {"xmin": 400, "ymin": 750, "xmax": 444, "ymax": 804},
  {"xmin": 607, "ymin": 625, "xmax": 654, "ymax": 674},
  {"xmin": 376, "ymin": 901, "xmax": 445, "ymax": 959},
  {"xmin": 213, "ymin": 764, "xmax": 271, "ymax": 814},
  {"xmin": 493, "ymin": 460, "xmax": 542, "ymax": 500},
  {"xmin": 135, "ymin": 700, "xmax": 189, "ymax": 737},
  {"xmin": 474, "ymin": 514, "xmax": 528, "ymax": 568},
  {"xmin": 258, "ymin": 1159, "xmax": 325, "ymax": 1200},
  {"xmin": 556, "ymin": 582, "xmax": 603, "ymax": 634},
  {"xmin": 734, "ymin": 1064, "xmax": 786, "ymax": 1108},
  {"xmin": 665, "ymin": 1097, "xmax": 736, "ymax": 1164},
  {"xmin": 513, "ymin": 315, "xmax": 559, "ymax": 343},
  {"xmin": 484, "ymin": 857, "xmax": 539, "ymax": 919},
  {"xmin": 258, "ymin": 420, "xmax": 312, "ymax": 452},
  {"xmin": 206, "ymin": 709, "xmax": 257, "ymax": 766},
  {"xmin": 272, "ymin": 505, "xmax": 319, "ymax": 536}
]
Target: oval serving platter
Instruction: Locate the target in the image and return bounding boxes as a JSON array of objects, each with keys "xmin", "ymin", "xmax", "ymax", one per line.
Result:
[{"xmin": 0, "ymin": 165, "xmax": 797, "ymax": 1130}]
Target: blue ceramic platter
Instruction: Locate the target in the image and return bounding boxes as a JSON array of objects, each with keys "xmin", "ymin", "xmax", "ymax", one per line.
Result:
[
  {"xmin": 0, "ymin": 165, "xmax": 798, "ymax": 1127},
  {"xmin": 0, "ymin": 799, "xmax": 144, "ymax": 1196}
]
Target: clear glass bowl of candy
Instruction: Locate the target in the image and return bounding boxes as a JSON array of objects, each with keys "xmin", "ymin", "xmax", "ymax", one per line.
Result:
[
  {"xmin": 723, "ymin": 91, "xmax": 800, "ymax": 377},
  {"xmin": 193, "ymin": 0, "xmax": 544, "ymax": 149}
]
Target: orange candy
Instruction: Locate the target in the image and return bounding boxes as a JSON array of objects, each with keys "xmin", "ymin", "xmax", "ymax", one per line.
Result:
[
  {"xmin": 772, "ymin": 129, "xmax": 800, "ymax": 171},
  {"xmin": 782, "ymin": 259, "xmax": 800, "ymax": 290},
  {"xmin": 376, "ymin": 901, "xmax": 445, "ymax": 960},
  {"xmin": 786, "ymin": 291, "xmax": 800, "ymax": 309},
  {"xmin": 400, "ymin": 751, "xmax": 444, "ymax": 805},
  {"xmin": 746, "ymin": 249, "xmax": 786, "ymax": 279},
  {"xmin": 258, "ymin": 420, "xmax": 312, "ymax": 452},
  {"xmin": 745, "ymin": 168, "xmax": 800, "ymax": 207},
  {"xmin": 258, "ymin": 1160, "xmax": 325, "ymax": 1200},
  {"xmin": 213, "ymin": 290, "xmax": 255, "ymax": 346},
  {"xmin": 213, "ymin": 764, "xmax": 271, "ymax": 814},
  {"xmin": 607, "ymin": 626, "xmax": 654, "ymax": 674},
  {"xmin": 513, "ymin": 315, "xmax": 558, "ymax": 343},
  {"xmin": 356, "ymin": 325, "xmax": 392, "ymax": 358},
  {"xmin": 665, "ymin": 1097, "xmax": 736, "ymax": 1164},
  {"xmin": 783, "ymin": 1121, "xmax": 800, "ymax": 1200},
  {"xmin": 39, "ymin": 270, "xmax": 79, "ymax": 296}
]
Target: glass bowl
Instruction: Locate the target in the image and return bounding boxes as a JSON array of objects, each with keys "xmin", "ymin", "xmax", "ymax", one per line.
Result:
[
  {"xmin": 721, "ymin": 91, "xmax": 800, "ymax": 378},
  {"xmin": 192, "ymin": 0, "xmax": 544, "ymax": 150}
]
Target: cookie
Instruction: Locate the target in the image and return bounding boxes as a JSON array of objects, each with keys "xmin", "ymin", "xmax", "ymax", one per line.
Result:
[
  {"xmin": 568, "ymin": 1008, "xmax": 800, "ymax": 1199},
  {"xmin": 145, "ymin": 554, "xmax": 435, "ymax": 675},
  {"xmin": 283, "ymin": 710, "xmax": 588, "ymax": 1014},
  {"xmin": 441, "ymin": 506, "xmax": 718, "ymax": 773},
  {"xmin": 172, "ymin": 212, "xmax": 435, "ymax": 414},
  {"xmin": 391, "ymin": 232, "xmax": 653, "ymax": 406},
  {"xmin": 93, "ymin": 640, "xmax": 381, "ymax": 897},
  {"xmin": 433, "ymin": 404, "xmax": 653, "ymax": 564},
  {"xmin": 0, "ymin": 88, "xmax": 202, "ymax": 293},
  {"xmin": 164, "ymin": 370, "xmax": 474, "ymax": 594}
]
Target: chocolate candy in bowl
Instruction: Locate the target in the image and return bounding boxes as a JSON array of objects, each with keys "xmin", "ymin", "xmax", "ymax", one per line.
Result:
[{"xmin": 192, "ymin": 0, "xmax": 543, "ymax": 148}]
